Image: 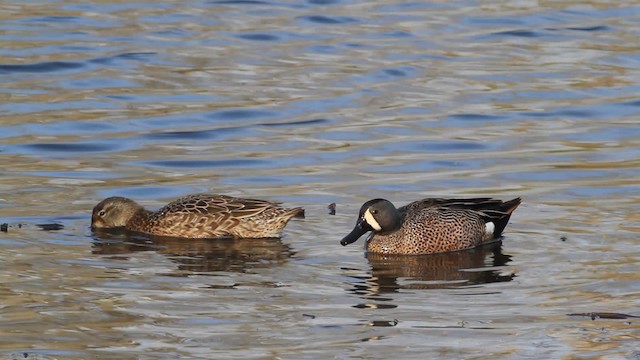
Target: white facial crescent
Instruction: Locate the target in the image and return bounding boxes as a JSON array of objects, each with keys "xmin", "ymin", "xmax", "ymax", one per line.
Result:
[{"xmin": 363, "ymin": 208, "xmax": 382, "ymax": 231}]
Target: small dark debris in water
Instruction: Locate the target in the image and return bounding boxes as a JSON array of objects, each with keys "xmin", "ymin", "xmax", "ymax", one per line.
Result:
[
  {"xmin": 302, "ymin": 313, "xmax": 316, "ymax": 319},
  {"xmin": 23, "ymin": 353, "xmax": 29, "ymax": 359},
  {"xmin": 567, "ymin": 312, "xmax": 639, "ymax": 320},
  {"xmin": 328, "ymin": 203, "xmax": 336, "ymax": 215},
  {"xmin": 560, "ymin": 236, "xmax": 567, "ymax": 242},
  {"xmin": 0, "ymin": 223, "xmax": 63, "ymax": 231},
  {"xmin": 36, "ymin": 223, "xmax": 64, "ymax": 231},
  {"xmin": 368, "ymin": 319, "xmax": 398, "ymax": 327}
]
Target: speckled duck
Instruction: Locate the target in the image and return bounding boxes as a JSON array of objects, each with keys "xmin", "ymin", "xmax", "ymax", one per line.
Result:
[{"xmin": 340, "ymin": 197, "xmax": 521, "ymax": 255}]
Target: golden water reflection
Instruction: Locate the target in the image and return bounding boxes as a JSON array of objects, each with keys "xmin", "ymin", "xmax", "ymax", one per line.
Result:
[
  {"xmin": 92, "ymin": 232, "xmax": 294, "ymax": 274},
  {"xmin": 350, "ymin": 243, "xmax": 514, "ymax": 300}
]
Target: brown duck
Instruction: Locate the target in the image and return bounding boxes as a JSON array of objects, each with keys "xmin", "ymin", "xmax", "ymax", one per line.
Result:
[
  {"xmin": 91, "ymin": 194, "xmax": 304, "ymax": 239},
  {"xmin": 340, "ymin": 197, "xmax": 521, "ymax": 255}
]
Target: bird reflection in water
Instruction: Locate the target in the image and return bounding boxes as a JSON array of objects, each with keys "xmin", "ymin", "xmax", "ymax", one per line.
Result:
[
  {"xmin": 349, "ymin": 242, "xmax": 514, "ymax": 300},
  {"xmin": 91, "ymin": 230, "xmax": 295, "ymax": 274}
]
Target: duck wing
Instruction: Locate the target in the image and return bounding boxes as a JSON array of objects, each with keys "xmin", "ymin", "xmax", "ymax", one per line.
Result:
[{"xmin": 402, "ymin": 197, "xmax": 521, "ymax": 237}]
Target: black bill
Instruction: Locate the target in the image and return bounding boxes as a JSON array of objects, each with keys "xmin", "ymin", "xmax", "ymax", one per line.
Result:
[{"xmin": 340, "ymin": 217, "xmax": 373, "ymax": 246}]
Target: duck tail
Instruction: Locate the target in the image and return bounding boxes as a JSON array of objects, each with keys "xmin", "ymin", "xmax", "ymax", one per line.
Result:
[
  {"xmin": 289, "ymin": 207, "xmax": 305, "ymax": 219},
  {"xmin": 493, "ymin": 197, "xmax": 522, "ymax": 237}
]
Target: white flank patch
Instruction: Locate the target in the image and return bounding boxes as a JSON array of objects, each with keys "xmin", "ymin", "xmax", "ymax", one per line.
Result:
[
  {"xmin": 363, "ymin": 209, "xmax": 382, "ymax": 231},
  {"xmin": 485, "ymin": 221, "xmax": 495, "ymax": 236}
]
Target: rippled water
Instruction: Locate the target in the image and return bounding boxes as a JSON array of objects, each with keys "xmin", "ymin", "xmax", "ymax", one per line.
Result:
[{"xmin": 1, "ymin": 0, "xmax": 639, "ymax": 359}]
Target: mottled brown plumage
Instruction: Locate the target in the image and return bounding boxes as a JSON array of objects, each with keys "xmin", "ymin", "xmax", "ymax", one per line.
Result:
[
  {"xmin": 91, "ymin": 194, "xmax": 304, "ymax": 239},
  {"xmin": 340, "ymin": 197, "xmax": 521, "ymax": 255}
]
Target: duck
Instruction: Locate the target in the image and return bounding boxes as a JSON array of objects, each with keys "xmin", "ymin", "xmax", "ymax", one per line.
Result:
[
  {"xmin": 340, "ymin": 197, "xmax": 521, "ymax": 255},
  {"xmin": 91, "ymin": 193, "xmax": 304, "ymax": 239}
]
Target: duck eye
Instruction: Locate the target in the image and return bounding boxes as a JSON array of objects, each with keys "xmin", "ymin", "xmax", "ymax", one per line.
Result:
[
  {"xmin": 98, "ymin": 210, "xmax": 106, "ymax": 217},
  {"xmin": 370, "ymin": 209, "xmax": 378, "ymax": 215}
]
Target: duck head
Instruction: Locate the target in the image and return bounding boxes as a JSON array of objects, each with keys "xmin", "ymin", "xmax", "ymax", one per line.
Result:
[
  {"xmin": 340, "ymin": 198, "xmax": 402, "ymax": 246},
  {"xmin": 91, "ymin": 196, "xmax": 143, "ymax": 229}
]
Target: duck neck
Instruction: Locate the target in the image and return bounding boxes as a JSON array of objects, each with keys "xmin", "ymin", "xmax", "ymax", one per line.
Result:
[
  {"xmin": 378, "ymin": 211, "xmax": 403, "ymax": 235},
  {"xmin": 124, "ymin": 206, "xmax": 150, "ymax": 228}
]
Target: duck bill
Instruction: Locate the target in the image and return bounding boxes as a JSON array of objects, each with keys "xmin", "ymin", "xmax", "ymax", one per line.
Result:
[
  {"xmin": 90, "ymin": 216, "xmax": 103, "ymax": 230},
  {"xmin": 340, "ymin": 217, "xmax": 373, "ymax": 246}
]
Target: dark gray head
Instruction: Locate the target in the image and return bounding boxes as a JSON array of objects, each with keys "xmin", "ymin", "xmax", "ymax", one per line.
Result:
[
  {"xmin": 91, "ymin": 196, "xmax": 143, "ymax": 229},
  {"xmin": 340, "ymin": 198, "xmax": 402, "ymax": 246}
]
